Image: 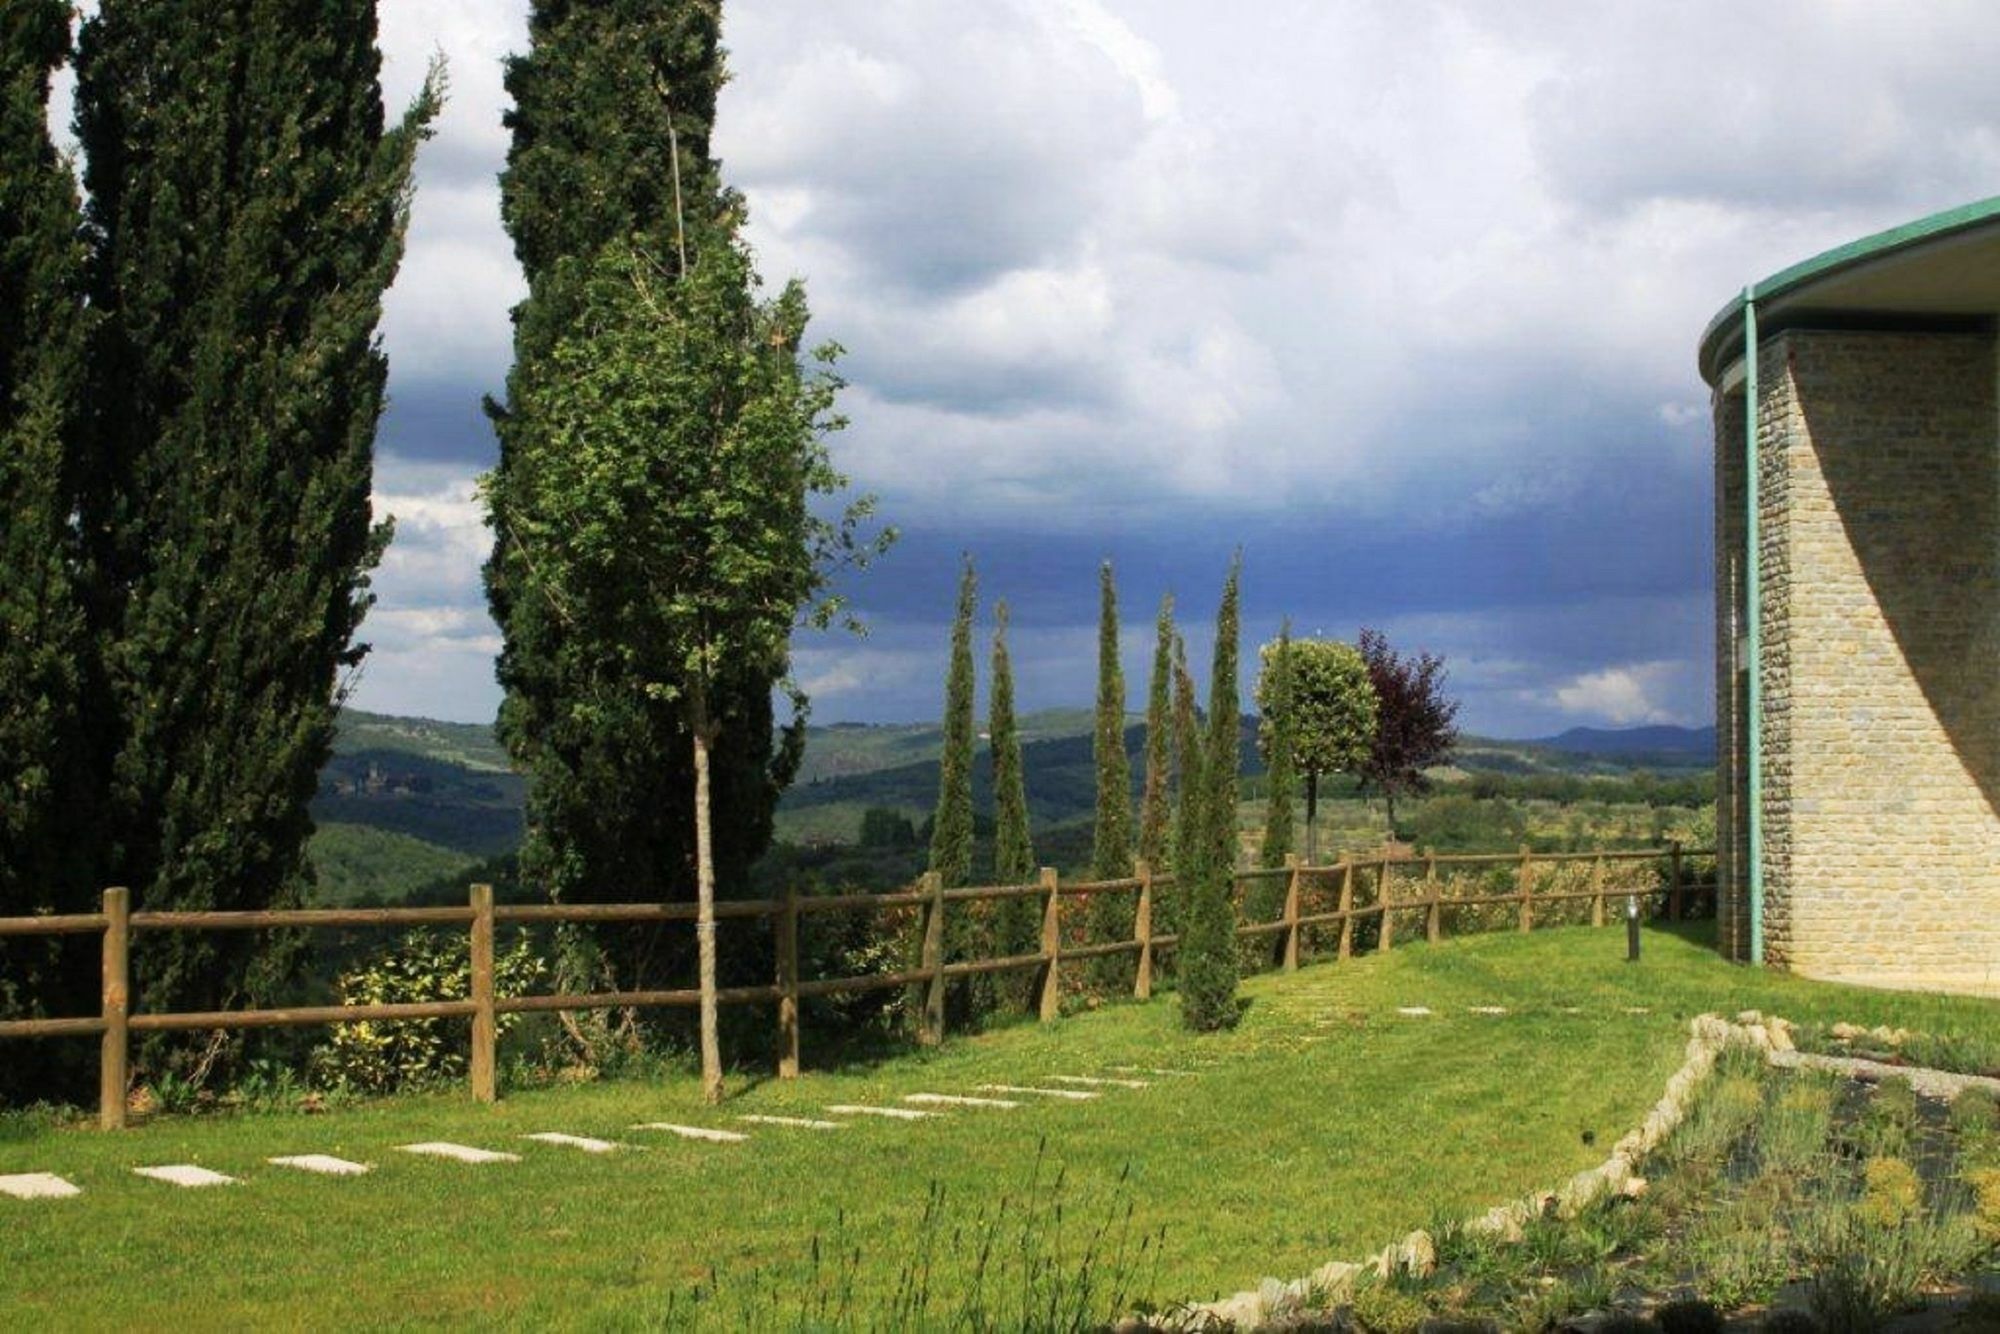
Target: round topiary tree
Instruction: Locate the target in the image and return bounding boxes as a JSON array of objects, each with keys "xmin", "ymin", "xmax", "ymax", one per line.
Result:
[{"xmin": 1254, "ymin": 639, "xmax": 1377, "ymax": 861}]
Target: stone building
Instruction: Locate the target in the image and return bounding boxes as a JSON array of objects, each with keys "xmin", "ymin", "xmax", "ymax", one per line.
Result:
[{"xmin": 1700, "ymin": 198, "xmax": 2000, "ymax": 995}]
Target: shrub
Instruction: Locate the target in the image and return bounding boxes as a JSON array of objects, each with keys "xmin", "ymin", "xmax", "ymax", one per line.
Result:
[
  {"xmin": 1969, "ymin": 1166, "xmax": 2000, "ymax": 1242},
  {"xmin": 312, "ymin": 929, "xmax": 545, "ymax": 1094},
  {"xmin": 1855, "ymin": 1157, "xmax": 1922, "ymax": 1230}
]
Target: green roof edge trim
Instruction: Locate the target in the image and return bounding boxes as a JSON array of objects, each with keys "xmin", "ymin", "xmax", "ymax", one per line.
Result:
[{"xmin": 1697, "ymin": 193, "xmax": 2000, "ymax": 384}]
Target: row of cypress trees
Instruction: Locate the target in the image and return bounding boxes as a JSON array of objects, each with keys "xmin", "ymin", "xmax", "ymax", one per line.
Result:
[
  {"xmin": 0, "ymin": 1, "xmax": 439, "ymax": 1090},
  {"xmin": 925, "ymin": 556, "xmax": 1248, "ymax": 1030}
]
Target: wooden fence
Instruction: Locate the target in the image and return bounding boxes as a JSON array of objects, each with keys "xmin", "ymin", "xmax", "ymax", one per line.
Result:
[{"xmin": 0, "ymin": 843, "xmax": 1713, "ymax": 1129}]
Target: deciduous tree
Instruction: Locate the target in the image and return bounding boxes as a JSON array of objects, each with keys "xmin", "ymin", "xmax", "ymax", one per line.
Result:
[
  {"xmin": 1356, "ymin": 628, "xmax": 1460, "ymax": 834},
  {"xmin": 480, "ymin": 233, "xmax": 875, "ymax": 1102},
  {"xmin": 1255, "ymin": 639, "xmax": 1377, "ymax": 862}
]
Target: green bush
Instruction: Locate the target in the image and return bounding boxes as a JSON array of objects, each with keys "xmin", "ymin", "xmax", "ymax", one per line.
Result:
[{"xmin": 312, "ymin": 929, "xmax": 545, "ymax": 1094}]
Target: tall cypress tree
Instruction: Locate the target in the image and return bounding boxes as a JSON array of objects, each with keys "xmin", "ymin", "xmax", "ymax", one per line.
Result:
[
  {"xmin": 1089, "ymin": 561, "xmax": 1133, "ymax": 878},
  {"xmin": 0, "ymin": 1, "xmax": 94, "ymax": 1062},
  {"xmin": 76, "ymin": 1, "xmax": 438, "ymax": 1023},
  {"xmin": 1136, "ymin": 595, "xmax": 1174, "ymax": 875},
  {"xmin": 1165, "ymin": 632, "xmax": 1200, "ymax": 942},
  {"xmin": 1258, "ymin": 622, "xmax": 1298, "ymax": 872},
  {"xmin": 988, "ymin": 600, "xmax": 1036, "ymax": 1006},
  {"xmin": 1180, "ymin": 558, "xmax": 1243, "ymax": 1031},
  {"xmin": 929, "ymin": 557, "xmax": 977, "ymax": 890},
  {"xmin": 486, "ymin": 3, "xmax": 797, "ymax": 966}
]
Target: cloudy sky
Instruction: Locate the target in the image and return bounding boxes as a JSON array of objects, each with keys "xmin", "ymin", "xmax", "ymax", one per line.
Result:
[{"xmin": 349, "ymin": 0, "xmax": 2000, "ymax": 735}]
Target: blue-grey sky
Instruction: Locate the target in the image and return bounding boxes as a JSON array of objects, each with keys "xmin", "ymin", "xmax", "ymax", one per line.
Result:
[{"xmin": 334, "ymin": 0, "xmax": 2000, "ymax": 734}]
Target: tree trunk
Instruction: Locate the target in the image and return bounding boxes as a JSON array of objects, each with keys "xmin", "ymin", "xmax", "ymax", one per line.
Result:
[
  {"xmin": 690, "ymin": 690, "xmax": 723, "ymax": 1104},
  {"xmin": 1305, "ymin": 772, "xmax": 1319, "ymax": 864},
  {"xmin": 1385, "ymin": 789, "xmax": 1398, "ymax": 840}
]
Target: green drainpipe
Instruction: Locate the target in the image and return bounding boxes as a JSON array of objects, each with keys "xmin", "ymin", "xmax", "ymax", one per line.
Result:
[{"xmin": 1743, "ymin": 287, "xmax": 1764, "ymax": 965}]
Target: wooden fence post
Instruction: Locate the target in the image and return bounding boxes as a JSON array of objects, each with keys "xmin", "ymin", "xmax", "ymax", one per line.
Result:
[
  {"xmin": 99, "ymin": 887, "xmax": 129, "ymax": 1131},
  {"xmin": 1590, "ymin": 852, "xmax": 1606, "ymax": 928},
  {"xmin": 1133, "ymin": 860, "xmax": 1154, "ymax": 1001},
  {"xmin": 1516, "ymin": 846, "xmax": 1534, "ymax": 933},
  {"xmin": 1037, "ymin": 867, "xmax": 1061, "ymax": 1022},
  {"xmin": 918, "ymin": 871, "xmax": 944, "ymax": 1046},
  {"xmin": 470, "ymin": 883, "xmax": 496, "ymax": 1104},
  {"xmin": 1282, "ymin": 854, "xmax": 1303, "ymax": 971},
  {"xmin": 1668, "ymin": 841, "xmax": 1684, "ymax": 921},
  {"xmin": 777, "ymin": 882, "xmax": 800, "ymax": 1078},
  {"xmin": 1378, "ymin": 858, "xmax": 1395, "ymax": 953},
  {"xmin": 1424, "ymin": 850, "xmax": 1441, "ymax": 944},
  {"xmin": 1336, "ymin": 859, "xmax": 1355, "ymax": 960}
]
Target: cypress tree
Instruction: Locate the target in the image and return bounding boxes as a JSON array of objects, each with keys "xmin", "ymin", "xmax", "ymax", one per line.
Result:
[
  {"xmin": 1089, "ymin": 561, "xmax": 1133, "ymax": 878},
  {"xmin": 1250, "ymin": 621, "xmax": 1298, "ymax": 954},
  {"xmin": 76, "ymin": 0, "xmax": 439, "ymax": 1024},
  {"xmin": 1135, "ymin": 595, "xmax": 1174, "ymax": 875},
  {"xmin": 1180, "ymin": 558, "xmax": 1243, "ymax": 1031},
  {"xmin": 0, "ymin": 0, "xmax": 94, "ymax": 1070},
  {"xmin": 1088, "ymin": 562, "xmax": 1133, "ymax": 985},
  {"xmin": 929, "ymin": 557, "xmax": 978, "ymax": 890},
  {"xmin": 988, "ymin": 600, "xmax": 1036, "ymax": 1006},
  {"xmin": 1164, "ymin": 632, "xmax": 1201, "ymax": 942},
  {"xmin": 486, "ymin": 3, "xmax": 796, "ymax": 976},
  {"xmin": 1258, "ymin": 622, "xmax": 1298, "ymax": 871}
]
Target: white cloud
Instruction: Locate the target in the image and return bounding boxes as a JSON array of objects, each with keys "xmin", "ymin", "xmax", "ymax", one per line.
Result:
[{"xmin": 1551, "ymin": 661, "xmax": 1687, "ymax": 728}]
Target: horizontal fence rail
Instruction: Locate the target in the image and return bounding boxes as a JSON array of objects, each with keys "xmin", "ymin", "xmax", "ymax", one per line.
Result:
[{"xmin": 0, "ymin": 843, "xmax": 1715, "ymax": 1128}]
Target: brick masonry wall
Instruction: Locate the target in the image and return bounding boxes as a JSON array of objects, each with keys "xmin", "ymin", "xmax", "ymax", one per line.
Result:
[{"xmin": 1747, "ymin": 330, "xmax": 2000, "ymax": 982}]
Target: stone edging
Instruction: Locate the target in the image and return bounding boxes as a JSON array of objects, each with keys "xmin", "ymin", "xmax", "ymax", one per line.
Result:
[{"xmin": 1163, "ymin": 1011, "xmax": 1789, "ymax": 1331}]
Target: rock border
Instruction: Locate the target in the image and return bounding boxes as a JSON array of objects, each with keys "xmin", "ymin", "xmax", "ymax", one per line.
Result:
[{"xmin": 1162, "ymin": 1011, "xmax": 1805, "ymax": 1331}]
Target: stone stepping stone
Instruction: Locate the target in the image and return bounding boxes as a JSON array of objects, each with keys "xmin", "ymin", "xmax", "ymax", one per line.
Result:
[
  {"xmin": 524, "ymin": 1133, "xmax": 626, "ymax": 1154},
  {"xmin": 825, "ymin": 1104, "xmax": 934, "ymax": 1121},
  {"xmin": 1049, "ymin": 1075, "xmax": 1148, "ymax": 1089},
  {"xmin": 1623, "ymin": 1007, "xmax": 1651, "ymax": 1015},
  {"xmin": 1110, "ymin": 1066, "xmax": 1195, "ymax": 1078},
  {"xmin": 399, "ymin": 1142, "xmax": 521, "ymax": 1165},
  {"xmin": 1469, "ymin": 1006, "xmax": 1509, "ymax": 1016},
  {"xmin": 905, "ymin": 1093, "xmax": 1019, "ymax": 1109},
  {"xmin": 134, "ymin": 1165, "xmax": 237, "ymax": 1189},
  {"xmin": 631, "ymin": 1123, "xmax": 748, "ymax": 1143},
  {"xmin": 269, "ymin": 1155, "xmax": 370, "ymax": 1177},
  {"xmin": 1395, "ymin": 1006, "xmax": 1434, "ymax": 1017},
  {"xmin": 977, "ymin": 1084, "xmax": 1097, "ymax": 1101},
  {"xmin": 0, "ymin": 1173, "xmax": 80, "ymax": 1201},
  {"xmin": 738, "ymin": 1115, "xmax": 843, "ymax": 1131}
]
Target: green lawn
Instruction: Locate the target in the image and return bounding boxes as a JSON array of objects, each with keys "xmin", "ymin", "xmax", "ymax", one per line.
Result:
[{"xmin": 3, "ymin": 923, "xmax": 1997, "ymax": 1329}]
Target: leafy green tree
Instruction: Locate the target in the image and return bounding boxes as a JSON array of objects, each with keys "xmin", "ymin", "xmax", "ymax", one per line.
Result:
[
  {"xmin": 987, "ymin": 601, "xmax": 1037, "ymax": 1003},
  {"xmin": 1136, "ymin": 595, "xmax": 1174, "ymax": 874},
  {"xmin": 1356, "ymin": 628, "xmax": 1460, "ymax": 835},
  {"xmin": 485, "ymin": 3, "xmax": 795, "ymax": 1002},
  {"xmin": 1255, "ymin": 639, "xmax": 1378, "ymax": 862},
  {"xmin": 858, "ymin": 808, "xmax": 917, "ymax": 850},
  {"xmin": 1180, "ymin": 558, "xmax": 1242, "ymax": 1031},
  {"xmin": 76, "ymin": 0, "xmax": 439, "ymax": 1026},
  {"xmin": 929, "ymin": 557, "xmax": 978, "ymax": 891},
  {"xmin": 1088, "ymin": 562, "xmax": 1133, "ymax": 983},
  {"xmin": 0, "ymin": 1, "xmax": 94, "ymax": 1074},
  {"xmin": 479, "ymin": 232, "xmax": 874, "ymax": 1102}
]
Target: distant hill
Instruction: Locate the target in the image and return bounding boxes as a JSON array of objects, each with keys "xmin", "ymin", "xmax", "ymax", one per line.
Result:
[{"xmin": 1528, "ymin": 724, "xmax": 1715, "ymax": 757}]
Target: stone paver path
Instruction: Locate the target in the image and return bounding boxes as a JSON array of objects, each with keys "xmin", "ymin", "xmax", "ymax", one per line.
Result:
[
  {"xmin": 905, "ymin": 1093, "xmax": 1018, "ymax": 1109},
  {"xmin": 1048, "ymin": 1075, "xmax": 1147, "ymax": 1089},
  {"xmin": 977, "ymin": 1084, "xmax": 1096, "ymax": 1101},
  {"xmin": 269, "ymin": 1155, "xmax": 370, "ymax": 1177},
  {"xmin": 1395, "ymin": 1006, "xmax": 1433, "ymax": 1017},
  {"xmin": 738, "ymin": 1115, "xmax": 843, "ymax": 1130},
  {"xmin": 825, "ymin": 1104, "xmax": 933, "ymax": 1121},
  {"xmin": 133, "ymin": 1165, "xmax": 236, "ymax": 1189},
  {"xmin": 0, "ymin": 1173, "xmax": 79, "ymax": 1200},
  {"xmin": 632, "ymin": 1123, "xmax": 747, "ymax": 1143},
  {"xmin": 525, "ymin": 1133, "xmax": 625, "ymax": 1154},
  {"xmin": 399, "ymin": 1142, "xmax": 520, "ymax": 1164}
]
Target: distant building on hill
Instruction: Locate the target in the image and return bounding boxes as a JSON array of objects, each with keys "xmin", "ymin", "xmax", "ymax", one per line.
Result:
[{"xmin": 1698, "ymin": 198, "xmax": 2000, "ymax": 995}]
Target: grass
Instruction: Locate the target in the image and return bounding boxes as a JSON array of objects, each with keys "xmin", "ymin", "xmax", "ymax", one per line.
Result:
[{"xmin": 3, "ymin": 922, "xmax": 1998, "ymax": 1329}]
